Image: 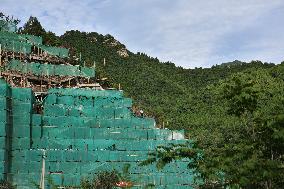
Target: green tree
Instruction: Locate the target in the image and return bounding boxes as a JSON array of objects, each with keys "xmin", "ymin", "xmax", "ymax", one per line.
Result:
[
  {"xmin": 20, "ymin": 16, "xmax": 45, "ymax": 37},
  {"xmin": 141, "ymin": 69, "xmax": 284, "ymax": 188}
]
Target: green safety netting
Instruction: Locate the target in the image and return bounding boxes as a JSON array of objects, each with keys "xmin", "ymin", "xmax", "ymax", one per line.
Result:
[
  {"xmin": 0, "ymin": 33, "xmax": 15, "ymax": 42},
  {"xmin": 80, "ymin": 66, "xmax": 96, "ymax": 78},
  {"xmin": 20, "ymin": 34, "xmax": 42, "ymax": 45},
  {"xmin": 0, "ymin": 21, "xmax": 16, "ymax": 33},
  {"xmin": 37, "ymin": 44, "xmax": 69, "ymax": 58},
  {"xmin": 0, "ymin": 31, "xmax": 42, "ymax": 45},
  {"xmin": 4, "ymin": 60, "xmax": 96, "ymax": 78},
  {"xmin": 0, "ymin": 80, "xmax": 10, "ymax": 97},
  {"xmin": 0, "ymin": 39, "xmax": 32, "ymax": 54},
  {"xmin": 0, "ymin": 80, "xmax": 195, "ymax": 188},
  {"xmin": 0, "ymin": 31, "xmax": 43, "ymax": 55},
  {"xmin": 0, "ymin": 29, "xmax": 67, "ymax": 58},
  {"xmin": 0, "ymin": 31, "xmax": 21, "ymax": 41},
  {"xmin": 54, "ymin": 64, "xmax": 81, "ymax": 76}
]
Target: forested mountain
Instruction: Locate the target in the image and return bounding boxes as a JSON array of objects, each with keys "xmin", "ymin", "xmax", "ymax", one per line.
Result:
[
  {"xmin": 60, "ymin": 31, "xmax": 278, "ymax": 131},
  {"xmin": 20, "ymin": 16, "xmax": 282, "ymax": 130},
  {"xmin": 20, "ymin": 17, "xmax": 284, "ymax": 188}
]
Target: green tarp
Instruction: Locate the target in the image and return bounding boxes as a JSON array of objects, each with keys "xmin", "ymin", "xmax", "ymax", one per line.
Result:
[
  {"xmin": 5, "ymin": 60, "xmax": 96, "ymax": 78},
  {"xmin": 0, "ymin": 79, "xmax": 194, "ymax": 189}
]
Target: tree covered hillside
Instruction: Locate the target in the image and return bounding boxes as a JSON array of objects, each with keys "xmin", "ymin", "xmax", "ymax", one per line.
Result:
[
  {"xmin": 60, "ymin": 32, "xmax": 279, "ymax": 132},
  {"xmin": 20, "ymin": 16, "xmax": 280, "ymax": 131},
  {"xmin": 19, "ymin": 16, "xmax": 284, "ymax": 188}
]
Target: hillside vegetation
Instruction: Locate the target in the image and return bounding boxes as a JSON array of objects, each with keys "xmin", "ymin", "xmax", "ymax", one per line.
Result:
[{"xmin": 20, "ymin": 16, "xmax": 284, "ymax": 188}]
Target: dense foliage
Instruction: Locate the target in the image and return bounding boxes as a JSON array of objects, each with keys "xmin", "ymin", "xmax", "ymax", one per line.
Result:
[
  {"xmin": 20, "ymin": 17, "xmax": 284, "ymax": 188},
  {"xmin": 142, "ymin": 67, "xmax": 284, "ymax": 188},
  {"xmin": 81, "ymin": 171, "xmax": 120, "ymax": 189},
  {"xmin": 80, "ymin": 164, "xmax": 134, "ymax": 189}
]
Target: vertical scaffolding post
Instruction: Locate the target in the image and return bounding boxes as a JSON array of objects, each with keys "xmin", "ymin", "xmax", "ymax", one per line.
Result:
[
  {"xmin": 40, "ymin": 150, "xmax": 46, "ymax": 189},
  {"xmin": 0, "ymin": 44, "xmax": 2, "ymax": 76},
  {"xmin": 47, "ymin": 76, "xmax": 50, "ymax": 89},
  {"xmin": 20, "ymin": 46, "xmax": 22, "ymax": 60},
  {"xmin": 12, "ymin": 41, "xmax": 15, "ymax": 59},
  {"xmin": 20, "ymin": 76, "xmax": 23, "ymax": 87},
  {"xmin": 40, "ymin": 73, "xmax": 43, "ymax": 92},
  {"xmin": 0, "ymin": 44, "xmax": 1, "ymax": 65}
]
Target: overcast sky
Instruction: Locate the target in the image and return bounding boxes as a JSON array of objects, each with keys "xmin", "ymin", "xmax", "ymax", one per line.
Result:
[{"xmin": 1, "ymin": 0, "xmax": 284, "ymax": 68}]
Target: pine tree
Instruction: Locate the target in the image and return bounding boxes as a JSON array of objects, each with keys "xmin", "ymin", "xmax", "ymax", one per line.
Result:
[{"xmin": 20, "ymin": 16, "xmax": 45, "ymax": 37}]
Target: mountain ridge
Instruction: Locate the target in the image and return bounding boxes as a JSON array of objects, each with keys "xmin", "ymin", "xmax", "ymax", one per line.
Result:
[{"xmin": 20, "ymin": 16, "xmax": 282, "ymax": 130}]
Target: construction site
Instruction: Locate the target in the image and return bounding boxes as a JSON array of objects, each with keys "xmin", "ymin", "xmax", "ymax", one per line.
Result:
[{"xmin": 0, "ymin": 18, "xmax": 194, "ymax": 188}]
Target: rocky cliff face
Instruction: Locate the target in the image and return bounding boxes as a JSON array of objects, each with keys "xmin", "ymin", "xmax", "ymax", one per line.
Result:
[{"xmin": 103, "ymin": 34, "xmax": 129, "ymax": 58}]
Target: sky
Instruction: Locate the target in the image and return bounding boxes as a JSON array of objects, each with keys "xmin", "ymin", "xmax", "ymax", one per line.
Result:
[{"xmin": 1, "ymin": 0, "xmax": 284, "ymax": 68}]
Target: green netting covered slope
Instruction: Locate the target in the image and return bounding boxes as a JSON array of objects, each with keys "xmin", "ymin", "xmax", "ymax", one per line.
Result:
[
  {"xmin": 0, "ymin": 81, "xmax": 195, "ymax": 189},
  {"xmin": 37, "ymin": 44, "xmax": 69, "ymax": 58},
  {"xmin": 0, "ymin": 23, "xmax": 196, "ymax": 188},
  {"xmin": 0, "ymin": 20, "xmax": 16, "ymax": 33},
  {"xmin": 0, "ymin": 31, "xmax": 42, "ymax": 55},
  {"xmin": 4, "ymin": 59, "xmax": 96, "ymax": 78},
  {"xmin": 0, "ymin": 20, "xmax": 69, "ymax": 58},
  {"xmin": 0, "ymin": 31, "xmax": 68, "ymax": 58},
  {"xmin": 0, "ymin": 38, "xmax": 32, "ymax": 54},
  {"xmin": 0, "ymin": 80, "xmax": 10, "ymax": 181},
  {"xmin": 0, "ymin": 30, "xmax": 70, "ymax": 58}
]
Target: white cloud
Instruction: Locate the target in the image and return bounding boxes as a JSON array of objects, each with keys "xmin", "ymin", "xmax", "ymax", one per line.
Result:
[{"xmin": 1, "ymin": 0, "xmax": 284, "ymax": 68}]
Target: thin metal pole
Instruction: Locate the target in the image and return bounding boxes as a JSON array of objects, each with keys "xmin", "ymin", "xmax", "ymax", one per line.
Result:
[
  {"xmin": 0, "ymin": 44, "xmax": 2, "ymax": 76},
  {"xmin": 0, "ymin": 44, "xmax": 2, "ymax": 66}
]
